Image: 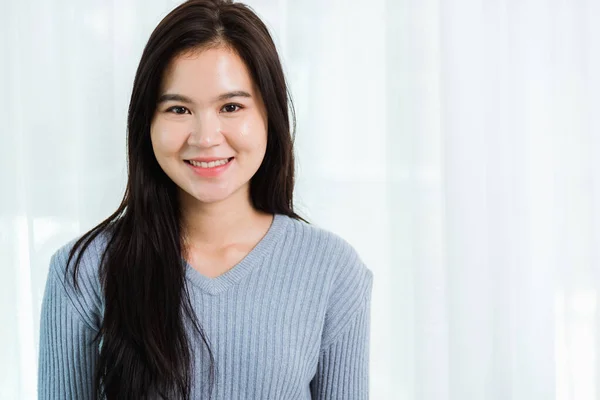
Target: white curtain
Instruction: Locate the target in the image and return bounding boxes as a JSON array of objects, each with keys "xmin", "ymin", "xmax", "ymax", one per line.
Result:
[{"xmin": 1, "ymin": 0, "xmax": 598, "ymax": 399}]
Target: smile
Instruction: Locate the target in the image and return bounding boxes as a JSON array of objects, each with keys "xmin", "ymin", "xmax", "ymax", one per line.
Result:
[
  {"xmin": 186, "ymin": 157, "xmax": 233, "ymax": 168},
  {"xmin": 184, "ymin": 157, "xmax": 234, "ymax": 177}
]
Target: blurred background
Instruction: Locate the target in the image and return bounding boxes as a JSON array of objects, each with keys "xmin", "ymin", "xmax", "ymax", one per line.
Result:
[{"xmin": 1, "ymin": 0, "xmax": 599, "ymax": 399}]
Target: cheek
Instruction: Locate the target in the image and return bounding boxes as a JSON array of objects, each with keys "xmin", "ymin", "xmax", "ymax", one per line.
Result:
[
  {"xmin": 221, "ymin": 115, "xmax": 267, "ymax": 150},
  {"xmin": 151, "ymin": 124, "xmax": 188, "ymax": 156},
  {"xmin": 238, "ymin": 119, "xmax": 252, "ymax": 138}
]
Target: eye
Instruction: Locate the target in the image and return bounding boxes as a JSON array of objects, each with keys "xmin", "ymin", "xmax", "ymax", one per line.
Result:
[
  {"xmin": 166, "ymin": 106, "xmax": 190, "ymax": 115},
  {"xmin": 221, "ymin": 103, "xmax": 243, "ymax": 113}
]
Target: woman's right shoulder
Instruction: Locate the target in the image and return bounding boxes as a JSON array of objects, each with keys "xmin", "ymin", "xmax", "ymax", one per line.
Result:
[
  {"xmin": 50, "ymin": 228, "xmax": 112, "ymax": 279},
  {"xmin": 49, "ymin": 227, "xmax": 109, "ymax": 293},
  {"xmin": 45, "ymin": 228, "xmax": 112, "ymax": 331}
]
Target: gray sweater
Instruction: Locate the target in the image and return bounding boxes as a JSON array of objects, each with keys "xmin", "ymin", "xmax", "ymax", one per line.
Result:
[{"xmin": 37, "ymin": 213, "xmax": 374, "ymax": 399}]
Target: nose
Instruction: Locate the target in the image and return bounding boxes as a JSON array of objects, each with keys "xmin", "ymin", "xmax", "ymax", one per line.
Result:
[{"xmin": 187, "ymin": 112, "xmax": 224, "ymax": 147}]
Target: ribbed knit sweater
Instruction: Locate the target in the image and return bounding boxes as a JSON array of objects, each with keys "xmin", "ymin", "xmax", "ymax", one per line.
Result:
[{"xmin": 37, "ymin": 213, "xmax": 374, "ymax": 399}]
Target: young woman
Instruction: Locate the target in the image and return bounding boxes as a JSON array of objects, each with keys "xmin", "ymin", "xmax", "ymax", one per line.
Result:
[{"xmin": 37, "ymin": 0, "xmax": 374, "ymax": 399}]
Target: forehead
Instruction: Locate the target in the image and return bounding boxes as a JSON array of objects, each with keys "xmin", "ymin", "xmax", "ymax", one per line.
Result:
[{"xmin": 160, "ymin": 46, "xmax": 256, "ymax": 96}]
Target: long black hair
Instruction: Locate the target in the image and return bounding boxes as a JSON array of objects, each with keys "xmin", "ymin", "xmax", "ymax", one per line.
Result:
[{"xmin": 63, "ymin": 0, "xmax": 308, "ymax": 398}]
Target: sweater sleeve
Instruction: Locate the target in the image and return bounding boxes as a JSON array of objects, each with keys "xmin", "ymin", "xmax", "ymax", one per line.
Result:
[
  {"xmin": 310, "ymin": 240, "xmax": 374, "ymax": 400},
  {"xmin": 37, "ymin": 250, "xmax": 100, "ymax": 400}
]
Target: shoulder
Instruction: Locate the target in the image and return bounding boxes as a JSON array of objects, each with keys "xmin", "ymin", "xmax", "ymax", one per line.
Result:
[
  {"xmin": 50, "ymin": 228, "xmax": 110, "ymax": 283},
  {"xmin": 47, "ymin": 228, "xmax": 111, "ymax": 330},
  {"xmin": 284, "ymin": 214, "xmax": 373, "ymax": 281},
  {"xmin": 282, "ymin": 215, "xmax": 374, "ymax": 346}
]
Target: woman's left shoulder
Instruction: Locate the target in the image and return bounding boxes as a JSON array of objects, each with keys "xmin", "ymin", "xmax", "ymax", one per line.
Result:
[{"xmin": 284, "ymin": 215, "xmax": 373, "ymax": 279}]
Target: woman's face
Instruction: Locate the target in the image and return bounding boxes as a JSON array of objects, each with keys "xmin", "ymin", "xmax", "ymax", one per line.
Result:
[{"xmin": 150, "ymin": 46, "xmax": 268, "ymax": 207}]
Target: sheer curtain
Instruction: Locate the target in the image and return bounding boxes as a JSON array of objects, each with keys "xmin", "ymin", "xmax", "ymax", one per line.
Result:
[{"xmin": 1, "ymin": 0, "xmax": 598, "ymax": 399}]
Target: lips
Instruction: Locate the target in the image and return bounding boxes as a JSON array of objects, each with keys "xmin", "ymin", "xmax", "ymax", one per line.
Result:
[
  {"xmin": 184, "ymin": 157, "xmax": 234, "ymax": 167},
  {"xmin": 185, "ymin": 156, "xmax": 235, "ymax": 163},
  {"xmin": 184, "ymin": 156, "xmax": 234, "ymax": 177}
]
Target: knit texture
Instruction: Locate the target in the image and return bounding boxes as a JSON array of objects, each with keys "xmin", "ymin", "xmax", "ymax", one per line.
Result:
[{"xmin": 37, "ymin": 213, "xmax": 374, "ymax": 399}]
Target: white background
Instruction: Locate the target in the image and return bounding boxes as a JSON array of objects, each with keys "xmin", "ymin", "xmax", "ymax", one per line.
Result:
[{"xmin": 1, "ymin": 0, "xmax": 599, "ymax": 399}]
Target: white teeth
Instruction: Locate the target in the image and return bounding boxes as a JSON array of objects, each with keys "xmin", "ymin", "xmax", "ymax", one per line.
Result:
[{"xmin": 188, "ymin": 158, "xmax": 230, "ymax": 168}]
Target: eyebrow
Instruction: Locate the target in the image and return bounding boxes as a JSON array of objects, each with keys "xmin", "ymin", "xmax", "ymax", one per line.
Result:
[{"xmin": 157, "ymin": 90, "xmax": 252, "ymax": 104}]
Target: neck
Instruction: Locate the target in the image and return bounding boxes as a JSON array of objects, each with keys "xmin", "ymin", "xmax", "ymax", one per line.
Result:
[{"xmin": 178, "ymin": 188, "xmax": 268, "ymax": 251}]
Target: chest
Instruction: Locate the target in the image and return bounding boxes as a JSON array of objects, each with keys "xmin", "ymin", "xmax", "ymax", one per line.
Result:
[
  {"xmin": 185, "ymin": 244, "xmax": 254, "ymax": 279},
  {"xmin": 186, "ymin": 274, "xmax": 325, "ymax": 397}
]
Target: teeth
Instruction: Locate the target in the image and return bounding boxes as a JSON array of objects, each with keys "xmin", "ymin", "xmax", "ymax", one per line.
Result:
[{"xmin": 189, "ymin": 158, "xmax": 230, "ymax": 168}]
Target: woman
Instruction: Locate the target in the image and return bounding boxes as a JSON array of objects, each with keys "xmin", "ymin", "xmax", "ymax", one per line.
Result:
[{"xmin": 37, "ymin": 0, "xmax": 374, "ymax": 399}]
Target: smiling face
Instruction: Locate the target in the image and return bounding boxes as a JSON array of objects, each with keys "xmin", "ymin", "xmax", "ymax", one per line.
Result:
[{"xmin": 150, "ymin": 45, "xmax": 268, "ymax": 208}]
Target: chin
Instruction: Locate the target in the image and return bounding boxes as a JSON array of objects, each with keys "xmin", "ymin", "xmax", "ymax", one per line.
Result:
[
  {"xmin": 175, "ymin": 176, "xmax": 250, "ymax": 205},
  {"xmin": 185, "ymin": 190, "xmax": 230, "ymax": 204},
  {"xmin": 179, "ymin": 184, "xmax": 234, "ymax": 204}
]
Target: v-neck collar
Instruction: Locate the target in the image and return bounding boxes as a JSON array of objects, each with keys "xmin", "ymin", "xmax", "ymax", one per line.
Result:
[{"xmin": 182, "ymin": 213, "xmax": 288, "ymax": 295}]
